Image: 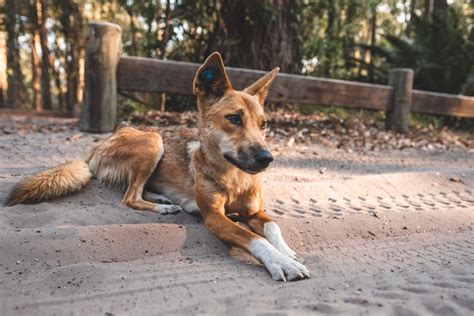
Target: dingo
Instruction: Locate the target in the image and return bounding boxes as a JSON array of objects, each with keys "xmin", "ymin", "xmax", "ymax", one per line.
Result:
[{"xmin": 6, "ymin": 53, "xmax": 310, "ymax": 281}]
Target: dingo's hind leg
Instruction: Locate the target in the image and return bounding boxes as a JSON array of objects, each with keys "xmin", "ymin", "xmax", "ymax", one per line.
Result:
[
  {"xmin": 122, "ymin": 168, "xmax": 182, "ymax": 215},
  {"xmin": 116, "ymin": 129, "xmax": 181, "ymax": 215}
]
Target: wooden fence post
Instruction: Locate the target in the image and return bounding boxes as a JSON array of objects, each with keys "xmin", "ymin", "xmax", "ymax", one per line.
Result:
[
  {"xmin": 80, "ymin": 22, "xmax": 122, "ymax": 133},
  {"xmin": 385, "ymin": 68, "xmax": 414, "ymax": 133}
]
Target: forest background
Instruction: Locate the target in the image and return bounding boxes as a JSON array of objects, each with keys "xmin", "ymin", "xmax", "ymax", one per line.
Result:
[{"xmin": 0, "ymin": 0, "xmax": 472, "ymax": 121}]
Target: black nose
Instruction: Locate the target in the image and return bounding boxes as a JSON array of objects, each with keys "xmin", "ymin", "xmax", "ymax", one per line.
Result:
[{"xmin": 255, "ymin": 149, "xmax": 274, "ymax": 166}]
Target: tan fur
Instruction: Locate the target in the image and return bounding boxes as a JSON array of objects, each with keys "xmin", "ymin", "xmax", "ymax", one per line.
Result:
[
  {"xmin": 5, "ymin": 160, "xmax": 92, "ymax": 205},
  {"xmin": 5, "ymin": 52, "xmax": 310, "ymax": 280},
  {"xmin": 89, "ymin": 126, "xmax": 167, "ymax": 212}
]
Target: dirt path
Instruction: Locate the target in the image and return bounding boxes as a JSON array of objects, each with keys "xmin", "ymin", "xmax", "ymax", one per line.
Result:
[
  {"xmin": 3, "ymin": 231, "xmax": 472, "ymax": 315},
  {"xmin": 0, "ymin": 115, "xmax": 473, "ymax": 315}
]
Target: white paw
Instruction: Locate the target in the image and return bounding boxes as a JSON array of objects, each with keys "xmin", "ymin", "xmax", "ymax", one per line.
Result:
[
  {"xmin": 267, "ymin": 255, "xmax": 310, "ymax": 281},
  {"xmin": 250, "ymin": 239, "xmax": 310, "ymax": 281},
  {"xmin": 157, "ymin": 205, "xmax": 182, "ymax": 215},
  {"xmin": 264, "ymin": 222, "xmax": 298, "ymax": 260},
  {"xmin": 276, "ymin": 243, "xmax": 297, "ymax": 260}
]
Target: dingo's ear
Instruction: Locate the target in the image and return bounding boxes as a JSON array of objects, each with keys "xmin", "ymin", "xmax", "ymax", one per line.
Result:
[
  {"xmin": 244, "ymin": 67, "xmax": 279, "ymax": 105},
  {"xmin": 193, "ymin": 52, "xmax": 232, "ymax": 100}
]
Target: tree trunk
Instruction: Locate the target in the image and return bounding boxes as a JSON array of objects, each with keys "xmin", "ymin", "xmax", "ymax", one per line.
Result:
[
  {"xmin": 27, "ymin": 0, "xmax": 42, "ymax": 111},
  {"xmin": 50, "ymin": 40, "xmax": 64, "ymax": 111},
  {"xmin": 159, "ymin": 0, "xmax": 171, "ymax": 59},
  {"xmin": 62, "ymin": 16, "xmax": 74, "ymax": 112},
  {"xmin": 0, "ymin": 31, "xmax": 7, "ymax": 108},
  {"xmin": 76, "ymin": 47, "xmax": 85, "ymax": 115},
  {"xmin": 5, "ymin": 0, "xmax": 23, "ymax": 109},
  {"xmin": 424, "ymin": 0, "xmax": 447, "ymax": 17},
  {"xmin": 29, "ymin": 31, "xmax": 42, "ymax": 111},
  {"xmin": 38, "ymin": 0, "xmax": 52, "ymax": 110},
  {"xmin": 406, "ymin": 0, "xmax": 417, "ymax": 35},
  {"xmin": 55, "ymin": 0, "xmax": 84, "ymax": 113},
  {"xmin": 145, "ymin": 3, "xmax": 159, "ymax": 58},
  {"xmin": 159, "ymin": 0, "xmax": 171, "ymax": 112},
  {"xmin": 368, "ymin": 4, "xmax": 377, "ymax": 83},
  {"xmin": 220, "ymin": 0, "xmax": 302, "ymax": 73},
  {"xmin": 343, "ymin": 0, "xmax": 356, "ymax": 76},
  {"xmin": 323, "ymin": 0, "xmax": 337, "ymax": 76},
  {"xmin": 61, "ymin": 2, "xmax": 78, "ymax": 112},
  {"xmin": 52, "ymin": 61, "xmax": 64, "ymax": 111},
  {"xmin": 127, "ymin": 9, "xmax": 137, "ymax": 56}
]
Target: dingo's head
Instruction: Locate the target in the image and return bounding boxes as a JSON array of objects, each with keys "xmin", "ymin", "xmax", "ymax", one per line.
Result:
[{"xmin": 193, "ymin": 52, "xmax": 279, "ymax": 174}]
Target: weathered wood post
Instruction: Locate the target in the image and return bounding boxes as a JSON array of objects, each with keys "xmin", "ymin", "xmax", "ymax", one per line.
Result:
[
  {"xmin": 80, "ymin": 22, "xmax": 122, "ymax": 133},
  {"xmin": 385, "ymin": 68, "xmax": 414, "ymax": 133}
]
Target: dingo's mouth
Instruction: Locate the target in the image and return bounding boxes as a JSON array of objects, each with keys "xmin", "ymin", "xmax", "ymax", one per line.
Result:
[{"xmin": 223, "ymin": 153, "xmax": 267, "ymax": 175}]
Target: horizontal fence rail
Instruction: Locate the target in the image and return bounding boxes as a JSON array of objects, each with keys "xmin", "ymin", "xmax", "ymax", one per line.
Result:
[
  {"xmin": 117, "ymin": 56, "xmax": 474, "ymax": 119},
  {"xmin": 412, "ymin": 90, "xmax": 474, "ymax": 118},
  {"xmin": 79, "ymin": 22, "xmax": 474, "ymax": 133},
  {"xmin": 117, "ymin": 57, "xmax": 392, "ymax": 111}
]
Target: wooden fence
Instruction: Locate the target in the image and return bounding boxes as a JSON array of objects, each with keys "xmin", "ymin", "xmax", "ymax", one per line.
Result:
[{"xmin": 79, "ymin": 22, "xmax": 474, "ymax": 133}]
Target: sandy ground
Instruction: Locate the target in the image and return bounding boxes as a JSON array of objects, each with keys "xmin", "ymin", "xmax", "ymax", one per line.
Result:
[{"xmin": 0, "ymin": 115, "xmax": 473, "ymax": 315}]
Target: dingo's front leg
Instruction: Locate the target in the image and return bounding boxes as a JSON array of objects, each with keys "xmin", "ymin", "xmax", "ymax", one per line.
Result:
[
  {"xmin": 242, "ymin": 211, "xmax": 298, "ymax": 260},
  {"xmin": 196, "ymin": 190, "xmax": 309, "ymax": 281}
]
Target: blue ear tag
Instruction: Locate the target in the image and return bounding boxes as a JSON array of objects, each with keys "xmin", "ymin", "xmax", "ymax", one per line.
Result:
[{"xmin": 200, "ymin": 68, "xmax": 218, "ymax": 82}]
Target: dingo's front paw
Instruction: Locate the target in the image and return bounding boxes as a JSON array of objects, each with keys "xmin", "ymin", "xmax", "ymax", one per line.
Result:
[
  {"xmin": 266, "ymin": 255, "xmax": 310, "ymax": 281},
  {"xmin": 250, "ymin": 239, "xmax": 310, "ymax": 281}
]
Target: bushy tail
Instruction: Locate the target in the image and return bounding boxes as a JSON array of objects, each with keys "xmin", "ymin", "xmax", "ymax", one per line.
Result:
[{"xmin": 5, "ymin": 160, "xmax": 92, "ymax": 206}]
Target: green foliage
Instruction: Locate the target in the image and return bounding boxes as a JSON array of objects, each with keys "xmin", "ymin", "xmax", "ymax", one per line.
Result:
[
  {"xmin": 381, "ymin": 6, "xmax": 472, "ymax": 94},
  {"xmin": 118, "ymin": 96, "xmax": 154, "ymax": 117},
  {"xmin": 302, "ymin": 0, "xmax": 399, "ymax": 83},
  {"xmin": 408, "ymin": 113, "xmax": 445, "ymax": 130},
  {"xmin": 2, "ymin": 0, "xmax": 473, "ymax": 118},
  {"xmin": 302, "ymin": 0, "xmax": 473, "ymax": 98}
]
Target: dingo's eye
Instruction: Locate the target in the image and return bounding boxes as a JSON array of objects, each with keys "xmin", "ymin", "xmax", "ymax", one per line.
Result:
[
  {"xmin": 225, "ymin": 115, "xmax": 242, "ymax": 126},
  {"xmin": 261, "ymin": 120, "xmax": 267, "ymax": 130}
]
